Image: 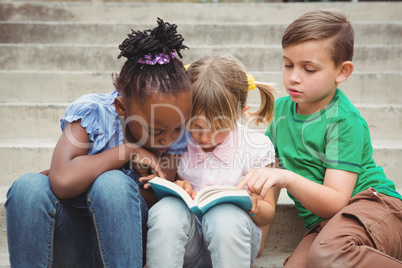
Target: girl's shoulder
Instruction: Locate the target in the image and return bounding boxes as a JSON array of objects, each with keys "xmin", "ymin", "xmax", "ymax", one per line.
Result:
[
  {"xmin": 64, "ymin": 91, "xmax": 117, "ymax": 118},
  {"xmin": 236, "ymin": 123, "xmax": 275, "ymax": 168},
  {"xmin": 61, "ymin": 91, "xmax": 121, "ymax": 145},
  {"xmin": 68, "ymin": 91, "xmax": 117, "ymax": 108},
  {"xmin": 236, "ymin": 123, "xmax": 274, "ymax": 150}
]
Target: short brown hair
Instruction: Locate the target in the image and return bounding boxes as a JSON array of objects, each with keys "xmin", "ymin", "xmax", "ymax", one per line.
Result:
[{"xmin": 282, "ymin": 10, "xmax": 354, "ymax": 67}]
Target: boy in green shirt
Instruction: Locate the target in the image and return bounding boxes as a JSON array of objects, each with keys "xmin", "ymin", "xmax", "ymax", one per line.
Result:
[{"xmin": 238, "ymin": 10, "xmax": 402, "ymax": 267}]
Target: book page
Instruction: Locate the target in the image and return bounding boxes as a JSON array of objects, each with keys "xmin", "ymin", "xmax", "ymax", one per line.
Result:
[
  {"xmin": 150, "ymin": 177, "xmax": 194, "ymax": 206},
  {"xmin": 197, "ymin": 191, "xmax": 252, "ymax": 215},
  {"xmin": 195, "ymin": 186, "xmax": 244, "ymax": 204}
]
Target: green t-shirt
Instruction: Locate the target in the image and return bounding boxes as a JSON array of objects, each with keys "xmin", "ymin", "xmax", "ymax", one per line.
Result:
[{"xmin": 266, "ymin": 89, "xmax": 401, "ymax": 229}]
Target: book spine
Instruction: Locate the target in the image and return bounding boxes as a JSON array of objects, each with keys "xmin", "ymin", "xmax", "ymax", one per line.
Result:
[{"xmin": 190, "ymin": 206, "xmax": 204, "ymax": 221}]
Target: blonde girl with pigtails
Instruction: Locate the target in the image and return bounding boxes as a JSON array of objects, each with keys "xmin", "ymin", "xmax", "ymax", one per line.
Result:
[{"xmin": 145, "ymin": 54, "xmax": 280, "ymax": 268}]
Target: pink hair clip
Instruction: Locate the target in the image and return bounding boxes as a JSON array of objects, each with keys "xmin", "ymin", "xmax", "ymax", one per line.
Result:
[{"xmin": 138, "ymin": 51, "xmax": 176, "ymax": 65}]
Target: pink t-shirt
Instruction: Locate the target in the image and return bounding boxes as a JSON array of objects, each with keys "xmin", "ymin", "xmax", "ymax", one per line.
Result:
[{"xmin": 177, "ymin": 123, "xmax": 275, "ymax": 192}]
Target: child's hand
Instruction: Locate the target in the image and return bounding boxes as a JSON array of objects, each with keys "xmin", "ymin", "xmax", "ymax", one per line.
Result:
[
  {"xmin": 237, "ymin": 167, "xmax": 289, "ymax": 198},
  {"xmin": 131, "ymin": 149, "xmax": 165, "ymax": 177},
  {"xmin": 174, "ymin": 180, "xmax": 197, "ymax": 199},
  {"xmin": 249, "ymin": 195, "xmax": 261, "ymax": 216},
  {"xmin": 139, "ymin": 174, "xmax": 159, "ymax": 189},
  {"xmin": 133, "ymin": 148, "xmax": 167, "ymax": 189}
]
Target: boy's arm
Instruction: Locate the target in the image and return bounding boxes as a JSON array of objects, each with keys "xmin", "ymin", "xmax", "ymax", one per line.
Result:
[
  {"xmin": 238, "ymin": 167, "xmax": 357, "ymax": 219},
  {"xmin": 295, "ymin": 168, "xmax": 357, "ymax": 218},
  {"xmin": 274, "ymin": 157, "xmax": 356, "ymax": 217}
]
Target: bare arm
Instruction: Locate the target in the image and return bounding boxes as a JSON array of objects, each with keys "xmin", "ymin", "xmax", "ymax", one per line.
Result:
[
  {"xmin": 160, "ymin": 154, "xmax": 181, "ymax": 182},
  {"xmin": 49, "ymin": 121, "xmax": 140, "ymax": 199},
  {"xmin": 249, "ymin": 186, "xmax": 280, "ymax": 226},
  {"xmin": 238, "ymin": 166, "xmax": 357, "ymax": 219},
  {"xmin": 285, "ymin": 168, "xmax": 356, "ymax": 218}
]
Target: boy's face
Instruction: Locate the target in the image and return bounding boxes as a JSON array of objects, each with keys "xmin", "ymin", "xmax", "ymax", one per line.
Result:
[{"xmin": 282, "ymin": 39, "xmax": 344, "ymax": 115}]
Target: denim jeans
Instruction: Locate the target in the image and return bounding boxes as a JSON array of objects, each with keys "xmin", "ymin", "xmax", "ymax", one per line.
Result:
[
  {"xmin": 146, "ymin": 196, "xmax": 261, "ymax": 268},
  {"xmin": 5, "ymin": 170, "xmax": 148, "ymax": 268}
]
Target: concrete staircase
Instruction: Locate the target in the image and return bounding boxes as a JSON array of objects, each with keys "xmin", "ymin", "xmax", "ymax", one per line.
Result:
[{"xmin": 1, "ymin": 1, "xmax": 401, "ymax": 267}]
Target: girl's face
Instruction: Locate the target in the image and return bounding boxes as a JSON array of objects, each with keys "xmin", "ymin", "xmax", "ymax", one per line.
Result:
[
  {"xmin": 282, "ymin": 39, "xmax": 344, "ymax": 115},
  {"xmin": 118, "ymin": 91, "xmax": 192, "ymax": 156},
  {"xmin": 188, "ymin": 113, "xmax": 231, "ymax": 152}
]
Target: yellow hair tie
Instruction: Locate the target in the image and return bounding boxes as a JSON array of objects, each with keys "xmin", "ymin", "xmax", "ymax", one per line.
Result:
[
  {"xmin": 247, "ymin": 74, "xmax": 256, "ymax": 91},
  {"xmin": 184, "ymin": 64, "xmax": 190, "ymax": 70}
]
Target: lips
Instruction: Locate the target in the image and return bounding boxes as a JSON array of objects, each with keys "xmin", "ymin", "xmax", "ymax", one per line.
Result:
[
  {"xmin": 153, "ymin": 148, "xmax": 167, "ymax": 155},
  {"xmin": 288, "ymin": 88, "xmax": 302, "ymax": 97},
  {"xmin": 158, "ymin": 149, "xmax": 167, "ymax": 154},
  {"xmin": 198, "ymin": 141, "xmax": 214, "ymax": 148},
  {"xmin": 199, "ymin": 142, "xmax": 211, "ymax": 146}
]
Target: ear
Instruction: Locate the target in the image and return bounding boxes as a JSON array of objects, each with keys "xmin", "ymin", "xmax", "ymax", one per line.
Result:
[
  {"xmin": 242, "ymin": 105, "xmax": 250, "ymax": 114},
  {"xmin": 238, "ymin": 105, "xmax": 251, "ymax": 120},
  {"xmin": 114, "ymin": 96, "xmax": 126, "ymax": 117},
  {"xmin": 336, "ymin": 61, "xmax": 354, "ymax": 84}
]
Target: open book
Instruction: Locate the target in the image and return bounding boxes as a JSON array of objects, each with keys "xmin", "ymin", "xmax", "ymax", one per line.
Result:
[{"xmin": 149, "ymin": 177, "xmax": 252, "ymax": 220}]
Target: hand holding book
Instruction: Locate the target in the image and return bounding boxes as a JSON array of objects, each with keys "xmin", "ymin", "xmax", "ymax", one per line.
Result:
[
  {"xmin": 174, "ymin": 180, "xmax": 197, "ymax": 199},
  {"xmin": 149, "ymin": 177, "xmax": 253, "ymax": 220}
]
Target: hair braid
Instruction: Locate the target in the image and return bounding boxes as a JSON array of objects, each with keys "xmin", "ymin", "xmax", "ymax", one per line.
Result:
[
  {"xmin": 117, "ymin": 18, "xmax": 188, "ymax": 61},
  {"xmin": 114, "ymin": 18, "xmax": 190, "ymax": 102}
]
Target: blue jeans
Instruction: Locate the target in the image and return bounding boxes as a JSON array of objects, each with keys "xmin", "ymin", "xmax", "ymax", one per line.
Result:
[
  {"xmin": 5, "ymin": 170, "xmax": 148, "ymax": 267},
  {"xmin": 146, "ymin": 196, "xmax": 261, "ymax": 268}
]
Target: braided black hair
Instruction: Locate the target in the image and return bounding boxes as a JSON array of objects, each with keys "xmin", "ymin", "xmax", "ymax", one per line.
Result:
[{"xmin": 114, "ymin": 18, "xmax": 190, "ymax": 101}]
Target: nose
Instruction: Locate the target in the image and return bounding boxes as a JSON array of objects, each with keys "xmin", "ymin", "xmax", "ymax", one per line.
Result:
[
  {"xmin": 289, "ymin": 70, "xmax": 301, "ymax": 84},
  {"xmin": 159, "ymin": 131, "xmax": 178, "ymax": 147},
  {"xmin": 199, "ymin": 131, "xmax": 211, "ymax": 144}
]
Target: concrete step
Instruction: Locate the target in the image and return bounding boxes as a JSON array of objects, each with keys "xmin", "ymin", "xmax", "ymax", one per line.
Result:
[
  {"xmin": 2, "ymin": 21, "xmax": 402, "ymax": 46},
  {"xmin": 0, "ymin": 1, "xmax": 400, "ymax": 267},
  {"xmin": 1, "ymin": 2, "xmax": 402, "ymax": 23},
  {"xmin": 1, "ymin": 71, "xmax": 401, "ymax": 105},
  {"xmin": 0, "ymin": 140, "xmax": 56, "ymax": 188},
  {"xmin": 1, "ymin": 103, "xmax": 401, "ymax": 140},
  {"xmin": 1, "ymin": 44, "xmax": 401, "ymax": 72},
  {"xmin": 0, "ymin": 139, "xmax": 401, "ymax": 191}
]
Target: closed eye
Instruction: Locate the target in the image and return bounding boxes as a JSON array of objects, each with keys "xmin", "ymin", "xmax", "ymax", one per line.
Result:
[
  {"xmin": 145, "ymin": 128, "xmax": 164, "ymax": 136},
  {"xmin": 305, "ymin": 68, "xmax": 316, "ymax": 73}
]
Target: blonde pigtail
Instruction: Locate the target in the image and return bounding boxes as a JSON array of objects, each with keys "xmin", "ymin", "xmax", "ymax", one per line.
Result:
[{"xmin": 248, "ymin": 82, "xmax": 277, "ymax": 125}]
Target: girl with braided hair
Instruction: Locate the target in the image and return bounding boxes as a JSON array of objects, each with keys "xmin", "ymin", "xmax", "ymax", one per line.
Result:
[{"xmin": 6, "ymin": 18, "xmax": 192, "ymax": 267}]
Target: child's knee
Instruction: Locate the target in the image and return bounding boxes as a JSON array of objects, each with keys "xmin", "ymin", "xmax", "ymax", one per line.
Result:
[
  {"xmin": 204, "ymin": 204, "xmax": 249, "ymax": 226},
  {"xmin": 89, "ymin": 170, "xmax": 140, "ymax": 202},
  {"xmin": 306, "ymin": 237, "xmax": 358, "ymax": 268},
  {"xmin": 147, "ymin": 196, "xmax": 193, "ymax": 236},
  {"xmin": 148, "ymin": 197, "xmax": 190, "ymax": 224},
  {"xmin": 6, "ymin": 173, "xmax": 55, "ymax": 206},
  {"xmin": 203, "ymin": 204, "xmax": 250, "ymax": 240},
  {"xmin": 5, "ymin": 173, "xmax": 58, "ymax": 219}
]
